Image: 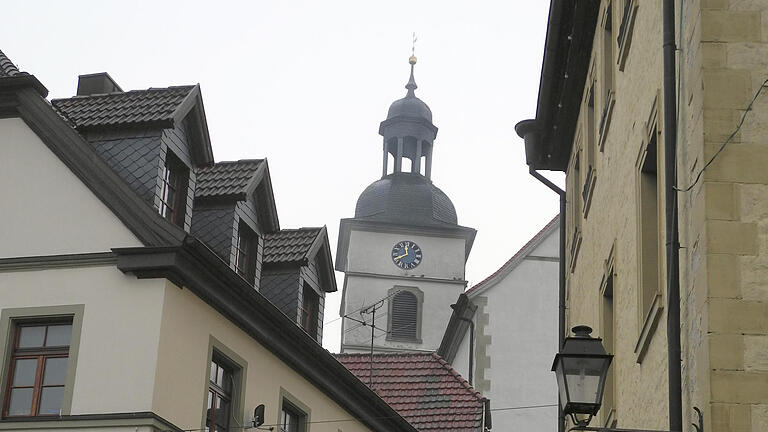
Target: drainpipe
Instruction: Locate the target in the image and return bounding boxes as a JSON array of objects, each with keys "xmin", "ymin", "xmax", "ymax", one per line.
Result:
[
  {"xmin": 528, "ymin": 167, "xmax": 566, "ymax": 432},
  {"xmin": 662, "ymin": 0, "xmax": 683, "ymax": 430}
]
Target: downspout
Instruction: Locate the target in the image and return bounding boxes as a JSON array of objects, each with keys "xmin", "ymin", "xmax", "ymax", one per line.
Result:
[
  {"xmin": 528, "ymin": 167, "xmax": 566, "ymax": 432},
  {"xmin": 662, "ymin": 0, "xmax": 683, "ymax": 431}
]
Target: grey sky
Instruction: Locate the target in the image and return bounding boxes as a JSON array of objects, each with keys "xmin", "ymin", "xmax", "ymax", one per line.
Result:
[{"xmin": 2, "ymin": 1, "xmax": 561, "ymax": 351}]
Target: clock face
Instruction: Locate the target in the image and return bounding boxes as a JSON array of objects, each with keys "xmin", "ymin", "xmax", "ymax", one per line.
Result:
[{"xmin": 391, "ymin": 241, "xmax": 423, "ymax": 270}]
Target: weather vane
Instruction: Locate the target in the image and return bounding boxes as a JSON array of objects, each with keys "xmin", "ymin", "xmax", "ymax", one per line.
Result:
[{"xmin": 410, "ymin": 32, "xmax": 418, "ymax": 64}]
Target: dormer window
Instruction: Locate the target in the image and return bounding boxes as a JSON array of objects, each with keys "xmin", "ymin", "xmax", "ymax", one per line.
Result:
[
  {"xmin": 234, "ymin": 221, "xmax": 257, "ymax": 284},
  {"xmin": 299, "ymin": 284, "xmax": 319, "ymax": 339},
  {"xmin": 158, "ymin": 151, "xmax": 188, "ymax": 227}
]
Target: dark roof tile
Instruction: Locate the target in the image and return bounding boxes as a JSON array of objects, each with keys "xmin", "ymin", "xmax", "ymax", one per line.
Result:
[
  {"xmin": 263, "ymin": 228, "xmax": 323, "ymax": 264},
  {"xmin": 335, "ymin": 352, "xmax": 484, "ymax": 432},
  {"xmin": 51, "ymin": 86, "xmax": 194, "ymax": 129},
  {"xmin": 196, "ymin": 159, "xmax": 263, "ymax": 198},
  {"xmin": 0, "ymin": 49, "xmax": 22, "ymax": 77}
]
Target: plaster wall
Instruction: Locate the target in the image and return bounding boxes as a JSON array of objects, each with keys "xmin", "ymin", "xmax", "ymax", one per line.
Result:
[
  {"xmin": 152, "ymin": 282, "xmax": 374, "ymax": 432},
  {"xmin": 0, "ymin": 117, "xmax": 142, "ymax": 257},
  {"xmin": 0, "ymin": 265, "xmax": 166, "ymax": 415},
  {"xmin": 454, "ymin": 228, "xmax": 559, "ymax": 432},
  {"xmin": 345, "ymin": 229, "xmax": 466, "ymax": 279},
  {"xmin": 563, "ymin": 1, "xmax": 671, "ymax": 429},
  {"xmin": 341, "ymin": 274, "xmax": 464, "ymax": 352}
]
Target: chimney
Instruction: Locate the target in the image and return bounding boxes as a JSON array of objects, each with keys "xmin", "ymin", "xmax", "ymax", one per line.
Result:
[{"xmin": 76, "ymin": 72, "xmax": 123, "ymax": 96}]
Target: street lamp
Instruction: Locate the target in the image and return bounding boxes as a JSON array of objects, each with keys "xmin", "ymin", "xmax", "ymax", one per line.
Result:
[{"xmin": 552, "ymin": 325, "xmax": 612, "ymax": 428}]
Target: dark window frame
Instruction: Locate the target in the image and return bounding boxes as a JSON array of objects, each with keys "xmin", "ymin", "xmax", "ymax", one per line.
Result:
[
  {"xmin": 234, "ymin": 221, "xmax": 258, "ymax": 284},
  {"xmin": 280, "ymin": 401, "xmax": 307, "ymax": 432},
  {"xmin": 299, "ymin": 284, "xmax": 319, "ymax": 339},
  {"xmin": 206, "ymin": 356, "xmax": 234, "ymax": 432},
  {"xmin": 2, "ymin": 321, "xmax": 72, "ymax": 418},
  {"xmin": 158, "ymin": 151, "xmax": 189, "ymax": 227}
]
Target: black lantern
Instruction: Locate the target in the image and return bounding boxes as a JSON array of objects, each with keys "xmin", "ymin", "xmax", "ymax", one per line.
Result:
[{"xmin": 552, "ymin": 325, "xmax": 613, "ymax": 427}]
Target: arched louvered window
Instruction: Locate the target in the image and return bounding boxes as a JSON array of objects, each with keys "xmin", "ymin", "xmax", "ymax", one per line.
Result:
[{"xmin": 390, "ymin": 291, "xmax": 419, "ymax": 340}]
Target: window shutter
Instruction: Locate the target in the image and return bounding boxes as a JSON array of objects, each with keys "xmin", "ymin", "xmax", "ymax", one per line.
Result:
[{"xmin": 391, "ymin": 292, "xmax": 418, "ymax": 339}]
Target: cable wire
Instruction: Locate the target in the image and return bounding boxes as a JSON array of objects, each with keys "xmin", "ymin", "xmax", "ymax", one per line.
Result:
[{"xmin": 676, "ymin": 77, "xmax": 768, "ymax": 192}]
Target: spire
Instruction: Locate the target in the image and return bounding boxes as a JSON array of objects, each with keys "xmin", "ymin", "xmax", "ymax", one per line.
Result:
[{"xmin": 406, "ymin": 55, "xmax": 418, "ymax": 97}]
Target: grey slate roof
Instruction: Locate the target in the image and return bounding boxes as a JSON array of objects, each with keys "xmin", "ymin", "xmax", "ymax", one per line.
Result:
[
  {"xmin": 51, "ymin": 86, "xmax": 195, "ymax": 129},
  {"xmin": 263, "ymin": 228, "xmax": 323, "ymax": 264},
  {"xmin": 196, "ymin": 159, "xmax": 264, "ymax": 198},
  {"xmin": 355, "ymin": 172, "xmax": 457, "ymax": 227},
  {"xmin": 0, "ymin": 49, "xmax": 22, "ymax": 77}
]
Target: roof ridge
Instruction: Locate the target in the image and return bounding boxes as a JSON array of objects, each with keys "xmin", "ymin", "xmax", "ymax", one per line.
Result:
[
  {"xmin": 466, "ymin": 214, "xmax": 560, "ymax": 295},
  {"xmin": 51, "ymin": 85, "xmax": 196, "ymax": 102}
]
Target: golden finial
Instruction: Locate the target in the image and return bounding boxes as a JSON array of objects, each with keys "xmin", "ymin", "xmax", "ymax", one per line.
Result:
[{"xmin": 410, "ymin": 32, "xmax": 418, "ymax": 65}]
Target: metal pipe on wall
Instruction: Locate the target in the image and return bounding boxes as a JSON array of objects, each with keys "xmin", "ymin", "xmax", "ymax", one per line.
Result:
[{"xmin": 662, "ymin": 0, "xmax": 683, "ymax": 430}]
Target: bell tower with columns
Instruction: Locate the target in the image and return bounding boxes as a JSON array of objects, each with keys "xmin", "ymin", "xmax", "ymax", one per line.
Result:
[{"xmin": 336, "ymin": 56, "xmax": 476, "ymax": 354}]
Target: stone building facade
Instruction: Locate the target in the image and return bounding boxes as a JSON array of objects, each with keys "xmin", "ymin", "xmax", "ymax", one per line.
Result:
[{"xmin": 517, "ymin": 1, "xmax": 768, "ymax": 431}]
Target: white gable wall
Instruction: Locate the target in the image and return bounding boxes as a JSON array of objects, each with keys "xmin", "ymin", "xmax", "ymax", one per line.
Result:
[
  {"xmin": 459, "ymin": 224, "xmax": 560, "ymax": 431},
  {"xmin": 0, "ymin": 118, "xmax": 142, "ymax": 258}
]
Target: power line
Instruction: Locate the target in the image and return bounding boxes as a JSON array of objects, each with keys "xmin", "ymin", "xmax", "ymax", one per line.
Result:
[
  {"xmin": 173, "ymin": 403, "xmax": 558, "ymax": 431},
  {"xmin": 676, "ymin": 77, "xmax": 768, "ymax": 192}
]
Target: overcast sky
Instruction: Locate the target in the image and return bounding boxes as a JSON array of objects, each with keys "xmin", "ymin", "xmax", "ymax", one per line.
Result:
[{"xmin": 2, "ymin": 1, "xmax": 562, "ymax": 351}]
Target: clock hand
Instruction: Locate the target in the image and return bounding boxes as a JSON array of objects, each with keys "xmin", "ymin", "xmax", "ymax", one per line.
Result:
[
  {"xmin": 393, "ymin": 253, "xmax": 408, "ymax": 260},
  {"xmin": 405, "ymin": 244, "xmax": 409, "ymax": 254}
]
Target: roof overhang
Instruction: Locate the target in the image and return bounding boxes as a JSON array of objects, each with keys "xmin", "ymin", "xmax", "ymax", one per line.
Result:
[
  {"xmin": 335, "ymin": 218, "xmax": 477, "ymax": 272},
  {"xmin": 516, "ymin": 0, "xmax": 601, "ymax": 172},
  {"xmin": 113, "ymin": 238, "xmax": 416, "ymax": 432}
]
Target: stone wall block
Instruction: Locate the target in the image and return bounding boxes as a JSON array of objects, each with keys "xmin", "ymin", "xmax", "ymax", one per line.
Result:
[
  {"xmin": 706, "ymin": 220, "xmax": 758, "ymax": 255},
  {"xmin": 753, "ymin": 404, "xmax": 768, "ymax": 432},
  {"xmin": 712, "ymin": 403, "xmax": 753, "ymax": 431},
  {"xmin": 703, "ymin": 109, "xmax": 741, "ymax": 143},
  {"xmin": 702, "ymin": 11, "xmax": 761, "ymax": 42},
  {"xmin": 707, "ymin": 253, "xmax": 741, "ymax": 298},
  {"xmin": 744, "ymin": 335, "xmax": 768, "ymax": 371},
  {"xmin": 706, "ymin": 182, "xmax": 739, "ymax": 220},
  {"xmin": 703, "ymin": 69, "xmax": 750, "ymax": 109},
  {"xmin": 702, "ymin": 42, "xmax": 727, "ymax": 68},
  {"xmin": 709, "ymin": 334, "xmax": 745, "ymax": 369},
  {"xmin": 705, "ymin": 144, "xmax": 768, "ymax": 184},
  {"xmin": 711, "ymin": 371, "xmax": 768, "ymax": 403},
  {"xmin": 709, "ymin": 298, "xmax": 768, "ymax": 333}
]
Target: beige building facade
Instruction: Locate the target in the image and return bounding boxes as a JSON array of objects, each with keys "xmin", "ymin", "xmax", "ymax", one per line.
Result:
[
  {"xmin": 0, "ymin": 51, "xmax": 416, "ymax": 432},
  {"xmin": 517, "ymin": 1, "xmax": 768, "ymax": 431}
]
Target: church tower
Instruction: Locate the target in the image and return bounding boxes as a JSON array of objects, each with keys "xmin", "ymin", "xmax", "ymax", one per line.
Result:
[{"xmin": 336, "ymin": 56, "xmax": 476, "ymax": 353}]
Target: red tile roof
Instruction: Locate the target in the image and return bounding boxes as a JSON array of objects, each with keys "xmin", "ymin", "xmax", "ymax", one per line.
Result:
[{"xmin": 335, "ymin": 352, "xmax": 485, "ymax": 432}]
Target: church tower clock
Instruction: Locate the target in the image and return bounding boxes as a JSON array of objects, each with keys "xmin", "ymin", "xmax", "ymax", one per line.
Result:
[{"xmin": 336, "ymin": 56, "xmax": 476, "ymax": 353}]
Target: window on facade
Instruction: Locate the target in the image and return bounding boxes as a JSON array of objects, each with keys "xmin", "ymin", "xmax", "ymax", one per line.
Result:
[
  {"xmin": 583, "ymin": 85, "xmax": 597, "ymax": 215},
  {"xmin": 234, "ymin": 221, "xmax": 257, "ymax": 284},
  {"xmin": 280, "ymin": 403, "xmax": 305, "ymax": 432},
  {"xmin": 206, "ymin": 357, "xmax": 233, "ymax": 432},
  {"xmin": 602, "ymin": 4, "xmax": 614, "ymax": 117},
  {"xmin": 638, "ymin": 127, "xmax": 660, "ymax": 322},
  {"xmin": 158, "ymin": 151, "xmax": 189, "ymax": 227},
  {"xmin": 299, "ymin": 284, "xmax": 319, "ymax": 339},
  {"xmin": 568, "ymin": 149, "xmax": 583, "ymax": 269},
  {"xmin": 390, "ymin": 291, "xmax": 418, "ymax": 340},
  {"xmin": 3, "ymin": 322, "xmax": 72, "ymax": 418},
  {"xmin": 601, "ymin": 271, "xmax": 615, "ymax": 421}
]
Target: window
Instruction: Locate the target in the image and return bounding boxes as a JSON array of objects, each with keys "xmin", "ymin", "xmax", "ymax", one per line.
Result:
[
  {"xmin": 234, "ymin": 221, "xmax": 257, "ymax": 284},
  {"xmin": 568, "ymin": 148, "xmax": 583, "ymax": 271},
  {"xmin": 583, "ymin": 84, "xmax": 598, "ymax": 216},
  {"xmin": 616, "ymin": 0, "xmax": 638, "ymax": 71},
  {"xmin": 599, "ymin": 2, "xmax": 615, "ymax": 148},
  {"xmin": 638, "ymin": 125, "xmax": 660, "ymax": 324},
  {"xmin": 3, "ymin": 321, "xmax": 72, "ymax": 417},
  {"xmin": 299, "ymin": 284, "xmax": 319, "ymax": 339},
  {"xmin": 206, "ymin": 357, "xmax": 233, "ymax": 432},
  {"xmin": 389, "ymin": 291, "xmax": 418, "ymax": 340},
  {"xmin": 280, "ymin": 403, "xmax": 305, "ymax": 432},
  {"xmin": 600, "ymin": 259, "xmax": 616, "ymax": 426},
  {"xmin": 158, "ymin": 151, "xmax": 189, "ymax": 227}
]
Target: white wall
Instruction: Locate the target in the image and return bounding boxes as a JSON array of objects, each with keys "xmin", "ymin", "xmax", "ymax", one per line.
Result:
[
  {"xmin": 0, "ymin": 265, "xmax": 166, "ymax": 414},
  {"xmin": 0, "ymin": 118, "xmax": 142, "ymax": 258},
  {"xmin": 463, "ymin": 227, "xmax": 560, "ymax": 431},
  {"xmin": 346, "ymin": 230, "xmax": 466, "ymax": 279},
  {"xmin": 342, "ymin": 274, "xmax": 464, "ymax": 352}
]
